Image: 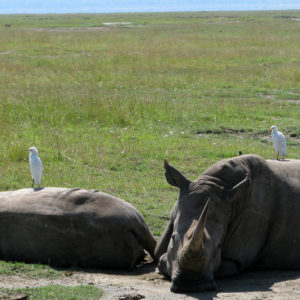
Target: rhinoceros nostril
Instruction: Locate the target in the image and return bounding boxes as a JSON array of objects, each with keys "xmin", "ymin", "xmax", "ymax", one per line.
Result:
[{"xmin": 170, "ymin": 282, "xmax": 183, "ymax": 293}]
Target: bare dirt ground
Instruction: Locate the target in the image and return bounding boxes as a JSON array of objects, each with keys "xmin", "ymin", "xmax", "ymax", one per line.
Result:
[{"xmin": 0, "ymin": 258, "xmax": 299, "ymax": 300}]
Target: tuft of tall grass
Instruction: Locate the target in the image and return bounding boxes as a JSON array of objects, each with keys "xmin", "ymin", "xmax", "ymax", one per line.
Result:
[
  {"xmin": 0, "ymin": 285, "xmax": 103, "ymax": 300},
  {"xmin": 0, "ymin": 260, "xmax": 63, "ymax": 278}
]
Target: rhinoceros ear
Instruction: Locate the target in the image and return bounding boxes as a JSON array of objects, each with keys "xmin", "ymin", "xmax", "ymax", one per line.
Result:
[
  {"xmin": 224, "ymin": 175, "xmax": 250, "ymax": 203},
  {"xmin": 164, "ymin": 159, "xmax": 191, "ymax": 190}
]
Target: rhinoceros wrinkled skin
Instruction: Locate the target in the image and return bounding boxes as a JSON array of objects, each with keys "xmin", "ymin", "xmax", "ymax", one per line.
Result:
[
  {"xmin": 0, "ymin": 187, "xmax": 156, "ymax": 269},
  {"xmin": 155, "ymin": 154, "xmax": 300, "ymax": 293}
]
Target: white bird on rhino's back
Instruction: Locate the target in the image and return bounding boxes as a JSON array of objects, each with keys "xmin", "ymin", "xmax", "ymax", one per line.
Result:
[
  {"xmin": 270, "ymin": 125, "xmax": 286, "ymax": 160},
  {"xmin": 27, "ymin": 147, "xmax": 43, "ymax": 188}
]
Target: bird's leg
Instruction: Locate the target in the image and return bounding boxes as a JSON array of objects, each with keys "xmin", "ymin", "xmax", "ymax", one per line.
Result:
[
  {"xmin": 277, "ymin": 152, "xmax": 279, "ymax": 160},
  {"xmin": 32, "ymin": 179, "xmax": 34, "ymax": 188}
]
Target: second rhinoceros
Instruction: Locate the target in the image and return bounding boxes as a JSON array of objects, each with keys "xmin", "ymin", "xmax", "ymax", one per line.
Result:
[{"xmin": 0, "ymin": 187, "xmax": 156, "ymax": 269}]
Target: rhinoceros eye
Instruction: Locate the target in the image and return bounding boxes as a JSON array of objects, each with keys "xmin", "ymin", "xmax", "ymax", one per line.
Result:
[{"xmin": 170, "ymin": 233, "xmax": 178, "ymax": 248}]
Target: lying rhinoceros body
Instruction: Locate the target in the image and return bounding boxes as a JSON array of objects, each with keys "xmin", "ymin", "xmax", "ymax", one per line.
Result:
[
  {"xmin": 155, "ymin": 154, "xmax": 300, "ymax": 293},
  {"xmin": 0, "ymin": 187, "xmax": 156, "ymax": 269}
]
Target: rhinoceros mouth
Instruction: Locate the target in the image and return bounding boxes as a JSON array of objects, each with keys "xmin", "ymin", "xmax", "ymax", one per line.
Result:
[
  {"xmin": 170, "ymin": 278, "xmax": 217, "ymax": 293},
  {"xmin": 170, "ymin": 269, "xmax": 217, "ymax": 293}
]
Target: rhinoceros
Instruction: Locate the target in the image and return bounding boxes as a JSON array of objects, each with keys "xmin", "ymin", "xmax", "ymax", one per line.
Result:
[
  {"xmin": 0, "ymin": 187, "xmax": 156, "ymax": 269},
  {"xmin": 155, "ymin": 154, "xmax": 300, "ymax": 293}
]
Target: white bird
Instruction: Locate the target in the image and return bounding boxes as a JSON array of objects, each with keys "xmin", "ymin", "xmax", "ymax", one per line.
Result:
[
  {"xmin": 270, "ymin": 125, "xmax": 286, "ymax": 160},
  {"xmin": 26, "ymin": 147, "xmax": 43, "ymax": 188}
]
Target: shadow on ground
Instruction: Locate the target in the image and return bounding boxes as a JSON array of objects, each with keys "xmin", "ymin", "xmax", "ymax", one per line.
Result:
[
  {"xmin": 60, "ymin": 257, "xmax": 300, "ymax": 300},
  {"xmin": 176, "ymin": 270, "xmax": 300, "ymax": 300}
]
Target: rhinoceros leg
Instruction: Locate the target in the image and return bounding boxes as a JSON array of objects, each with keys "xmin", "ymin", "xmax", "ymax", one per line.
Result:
[
  {"xmin": 214, "ymin": 259, "xmax": 241, "ymax": 278},
  {"xmin": 130, "ymin": 220, "xmax": 157, "ymax": 261},
  {"xmin": 126, "ymin": 231, "xmax": 145, "ymax": 270}
]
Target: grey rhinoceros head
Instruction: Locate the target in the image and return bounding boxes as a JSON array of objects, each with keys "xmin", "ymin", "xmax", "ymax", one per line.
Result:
[{"xmin": 155, "ymin": 159, "xmax": 250, "ymax": 293}]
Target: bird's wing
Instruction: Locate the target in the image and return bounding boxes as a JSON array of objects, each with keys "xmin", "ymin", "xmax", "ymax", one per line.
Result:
[
  {"xmin": 39, "ymin": 157, "xmax": 43, "ymax": 170},
  {"xmin": 277, "ymin": 133, "xmax": 286, "ymax": 155},
  {"xmin": 30, "ymin": 158, "xmax": 43, "ymax": 177}
]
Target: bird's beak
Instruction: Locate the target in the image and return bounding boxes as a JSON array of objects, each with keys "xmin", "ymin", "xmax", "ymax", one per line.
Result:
[{"xmin": 25, "ymin": 149, "xmax": 30, "ymax": 152}]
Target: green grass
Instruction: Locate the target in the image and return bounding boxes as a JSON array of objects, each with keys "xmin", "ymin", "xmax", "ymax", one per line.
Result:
[
  {"xmin": 0, "ymin": 10, "xmax": 299, "ymax": 237},
  {"xmin": 0, "ymin": 260, "xmax": 63, "ymax": 278},
  {"xmin": 0, "ymin": 285, "xmax": 103, "ymax": 299}
]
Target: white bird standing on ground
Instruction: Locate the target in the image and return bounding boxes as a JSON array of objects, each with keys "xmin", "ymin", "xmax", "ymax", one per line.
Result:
[
  {"xmin": 26, "ymin": 147, "xmax": 43, "ymax": 188},
  {"xmin": 270, "ymin": 125, "xmax": 286, "ymax": 160}
]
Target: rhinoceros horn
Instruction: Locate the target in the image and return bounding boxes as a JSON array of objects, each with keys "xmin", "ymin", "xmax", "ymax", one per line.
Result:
[
  {"xmin": 184, "ymin": 200, "xmax": 209, "ymax": 256},
  {"xmin": 190, "ymin": 200, "xmax": 209, "ymax": 252}
]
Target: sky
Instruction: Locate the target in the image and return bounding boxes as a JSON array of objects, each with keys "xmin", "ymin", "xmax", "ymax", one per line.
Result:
[{"xmin": 0, "ymin": 0, "xmax": 300, "ymax": 14}]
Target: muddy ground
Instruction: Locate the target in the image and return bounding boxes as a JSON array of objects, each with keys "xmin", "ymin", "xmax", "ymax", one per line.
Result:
[{"xmin": 0, "ymin": 258, "xmax": 299, "ymax": 300}]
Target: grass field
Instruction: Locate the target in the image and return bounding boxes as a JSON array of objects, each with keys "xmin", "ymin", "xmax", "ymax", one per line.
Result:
[
  {"xmin": 1, "ymin": 10, "xmax": 300, "ymax": 231},
  {"xmin": 1, "ymin": 10, "xmax": 300, "ymax": 232},
  {"xmin": 0, "ymin": 11, "xmax": 300, "ymax": 296}
]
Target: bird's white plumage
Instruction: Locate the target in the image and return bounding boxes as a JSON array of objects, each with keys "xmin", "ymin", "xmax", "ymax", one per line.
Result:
[
  {"xmin": 28, "ymin": 147, "xmax": 43, "ymax": 188},
  {"xmin": 270, "ymin": 125, "xmax": 286, "ymax": 160}
]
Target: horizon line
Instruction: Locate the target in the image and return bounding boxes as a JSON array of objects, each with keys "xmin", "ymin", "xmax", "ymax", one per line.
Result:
[{"xmin": 1, "ymin": 8, "xmax": 300, "ymax": 15}]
